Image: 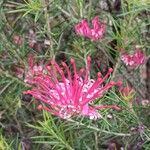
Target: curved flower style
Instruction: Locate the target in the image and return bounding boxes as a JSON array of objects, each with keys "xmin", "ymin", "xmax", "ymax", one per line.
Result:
[
  {"xmin": 75, "ymin": 16, "xmax": 106, "ymax": 41},
  {"xmin": 24, "ymin": 56, "xmax": 121, "ymax": 119},
  {"xmin": 121, "ymin": 49, "xmax": 146, "ymax": 67}
]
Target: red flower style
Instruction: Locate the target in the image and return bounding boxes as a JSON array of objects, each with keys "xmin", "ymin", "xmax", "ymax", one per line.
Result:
[
  {"xmin": 121, "ymin": 49, "xmax": 146, "ymax": 67},
  {"xmin": 24, "ymin": 56, "xmax": 121, "ymax": 119},
  {"xmin": 75, "ymin": 16, "xmax": 106, "ymax": 41}
]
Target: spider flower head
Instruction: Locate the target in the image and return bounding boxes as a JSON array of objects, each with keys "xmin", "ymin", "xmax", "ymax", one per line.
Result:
[
  {"xmin": 121, "ymin": 49, "xmax": 146, "ymax": 67},
  {"xmin": 75, "ymin": 16, "xmax": 106, "ymax": 41},
  {"xmin": 24, "ymin": 56, "xmax": 121, "ymax": 119}
]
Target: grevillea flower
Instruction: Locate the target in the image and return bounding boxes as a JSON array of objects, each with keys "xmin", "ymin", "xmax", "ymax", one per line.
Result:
[
  {"xmin": 15, "ymin": 54, "xmax": 45, "ymax": 83},
  {"xmin": 75, "ymin": 16, "xmax": 106, "ymax": 41},
  {"xmin": 24, "ymin": 56, "xmax": 121, "ymax": 119},
  {"xmin": 121, "ymin": 49, "xmax": 146, "ymax": 67}
]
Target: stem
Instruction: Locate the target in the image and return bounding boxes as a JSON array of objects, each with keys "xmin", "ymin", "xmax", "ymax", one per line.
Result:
[
  {"xmin": 42, "ymin": 0, "xmax": 53, "ymax": 57},
  {"xmin": 111, "ymin": 55, "xmax": 121, "ymax": 80},
  {"xmin": 79, "ymin": 0, "xmax": 83, "ymax": 18},
  {"xmin": 56, "ymin": 4, "xmax": 78, "ymax": 22},
  {"xmin": 0, "ymin": 69, "xmax": 30, "ymax": 87},
  {"xmin": 119, "ymin": 64, "xmax": 145, "ymax": 99},
  {"xmin": 67, "ymin": 119, "xmax": 131, "ymax": 137}
]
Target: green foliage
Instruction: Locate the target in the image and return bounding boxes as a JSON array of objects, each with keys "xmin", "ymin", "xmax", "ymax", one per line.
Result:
[
  {"xmin": 28, "ymin": 112, "xmax": 74, "ymax": 150},
  {"xmin": 0, "ymin": 134, "xmax": 13, "ymax": 150},
  {"xmin": 6, "ymin": 0, "xmax": 43, "ymax": 22}
]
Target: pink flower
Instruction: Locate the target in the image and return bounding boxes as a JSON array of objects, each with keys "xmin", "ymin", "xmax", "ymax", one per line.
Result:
[
  {"xmin": 15, "ymin": 54, "xmax": 45, "ymax": 83},
  {"xmin": 75, "ymin": 16, "xmax": 106, "ymax": 41},
  {"xmin": 13, "ymin": 35, "xmax": 24, "ymax": 45},
  {"xmin": 24, "ymin": 56, "xmax": 121, "ymax": 119},
  {"xmin": 24, "ymin": 54, "xmax": 45, "ymax": 84},
  {"xmin": 121, "ymin": 49, "xmax": 146, "ymax": 67}
]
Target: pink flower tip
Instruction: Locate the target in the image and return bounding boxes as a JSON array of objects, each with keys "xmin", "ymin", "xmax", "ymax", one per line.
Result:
[
  {"xmin": 37, "ymin": 104, "xmax": 43, "ymax": 110},
  {"xmin": 109, "ymin": 81, "xmax": 116, "ymax": 85},
  {"xmin": 23, "ymin": 91, "xmax": 29, "ymax": 94},
  {"xmin": 97, "ymin": 72, "xmax": 102, "ymax": 78},
  {"xmin": 108, "ymin": 68, "xmax": 113, "ymax": 73},
  {"xmin": 51, "ymin": 60, "xmax": 55, "ymax": 65},
  {"xmin": 46, "ymin": 66, "xmax": 51, "ymax": 70},
  {"xmin": 70, "ymin": 58, "xmax": 75, "ymax": 64},
  {"xmin": 87, "ymin": 56, "xmax": 91, "ymax": 62},
  {"xmin": 80, "ymin": 68, "xmax": 85, "ymax": 73},
  {"xmin": 113, "ymin": 105, "xmax": 121, "ymax": 111},
  {"xmin": 117, "ymin": 81, "xmax": 122, "ymax": 86},
  {"xmin": 61, "ymin": 62, "xmax": 66, "ymax": 66}
]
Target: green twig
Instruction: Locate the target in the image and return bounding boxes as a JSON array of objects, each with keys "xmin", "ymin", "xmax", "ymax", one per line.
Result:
[
  {"xmin": 67, "ymin": 119, "xmax": 131, "ymax": 137},
  {"xmin": 0, "ymin": 69, "xmax": 30, "ymax": 87}
]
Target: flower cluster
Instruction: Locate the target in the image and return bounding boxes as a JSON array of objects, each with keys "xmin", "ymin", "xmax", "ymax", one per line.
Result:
[
  {"xmin": 24, "ymin": 55, "xmax": 45, "ymax": 84},
  {"xmin": 15, "ymin": 54, "xmax": 45, "ymax": 84},
  {"xmin": 75, "ymin": 16, "xmax": 106, "ymax": 41},
  {"xmin": 121, "ymin": 49, "xmax": 145, "ymax": 67},
  {"xmin": 24, "ymin": 56, "xmax": 121, "ymax": 119}
]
